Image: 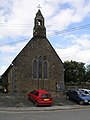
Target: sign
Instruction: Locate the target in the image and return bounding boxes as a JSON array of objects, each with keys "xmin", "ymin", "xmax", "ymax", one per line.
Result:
[{"xmin": 56, "ymin": 83, "xmax": 63, "ymax": 91}]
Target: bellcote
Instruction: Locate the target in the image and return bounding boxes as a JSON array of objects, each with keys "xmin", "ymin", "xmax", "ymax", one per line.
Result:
[{"xmin": 33, "ymin": 10, "xmax": 46, "ymax": 38}]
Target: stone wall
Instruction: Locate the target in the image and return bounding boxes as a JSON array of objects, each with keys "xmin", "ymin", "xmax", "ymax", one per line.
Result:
[{"xmin": 8, "ymin": 37, "xmax": 64, "ymax": 96}]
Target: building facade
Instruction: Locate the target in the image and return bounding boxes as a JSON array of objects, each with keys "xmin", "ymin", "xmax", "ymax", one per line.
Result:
[{"xmin": 1, "ymin": 10, "xmax": 64, "ymax": 96}]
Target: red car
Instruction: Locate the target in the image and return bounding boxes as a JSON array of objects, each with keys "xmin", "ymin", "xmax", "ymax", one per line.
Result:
[{"xmin": 28, "ymin": 90, "xmax": 53, "ymax": 106}]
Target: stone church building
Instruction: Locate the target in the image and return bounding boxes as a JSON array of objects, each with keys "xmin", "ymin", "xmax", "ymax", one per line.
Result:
[{"xmin": 1, "ymin": 9, "xmax": 64, "ymax": 96}]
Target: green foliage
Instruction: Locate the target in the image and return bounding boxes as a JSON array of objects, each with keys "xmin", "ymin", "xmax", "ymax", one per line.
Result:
[
  {"xmin": 64, "ymin": 60, "xmax": 86, "ymax": 83},
  {"xmin": 86, "ymin": 65, "xmax": 90, "ymax": 81},
  {"xmin": 0, "ymin": 76, "xmax": 2, "ymax": 85}
]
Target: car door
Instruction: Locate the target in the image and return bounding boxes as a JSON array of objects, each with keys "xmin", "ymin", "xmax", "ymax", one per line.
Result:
[
  {"xmin": 30, "ymin": 90, "xmax": 36, "ymax": 101},
  {"xmin": 69, "ymin": 91, "xmax": 78, "ymax": 101},
  {"xmin": 72, "ymin": 91, "xmax": 80, "ymax": 102},
  {"xmin": 31, "ymin": 91, "xmax": 39, "ymax": 103},
  {"xmin": 33, "ymin": 91, "xmax": 39, "ymax": 102}
]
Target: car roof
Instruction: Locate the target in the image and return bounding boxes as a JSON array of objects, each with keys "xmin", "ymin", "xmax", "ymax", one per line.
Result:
[
  {"xmin": 35, "ymin": 90, "xmax": 49, "ymax": 94},
  {"xmin": 69, "ymin": 89, "xmax": 78, "ymax": 92},
  {"xmin": 79, "ymin": 89, "xmax": 90, "ymax": 91}
]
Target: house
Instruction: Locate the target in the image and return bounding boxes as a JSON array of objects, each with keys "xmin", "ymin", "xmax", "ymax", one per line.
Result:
[{"xmin": 1, "ymin": 9, "xmax": 64, "ymax": 96}]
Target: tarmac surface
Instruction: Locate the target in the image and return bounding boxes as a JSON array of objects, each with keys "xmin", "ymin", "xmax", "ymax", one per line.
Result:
[{"xmin": 0, "ymin": 94, "xmax": 90, "ymax": 112}]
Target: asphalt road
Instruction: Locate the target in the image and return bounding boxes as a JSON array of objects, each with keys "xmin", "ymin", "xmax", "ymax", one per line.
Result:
[{"xmin": 0, "ymin": 107, "xmax": 90, "ymax": 120}]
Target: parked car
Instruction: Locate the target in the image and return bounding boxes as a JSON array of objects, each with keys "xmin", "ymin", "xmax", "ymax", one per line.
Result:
[
  {"xmin": 28, "ymin": 90, "xmax": 53, "ymax": 106},
  {"xmin": 66, "ymin": 89, "xmax": 90, "ymax": 105},
  {"xmin": 78, "ymin": 89, "xmax": 90, "ymax": 95}
]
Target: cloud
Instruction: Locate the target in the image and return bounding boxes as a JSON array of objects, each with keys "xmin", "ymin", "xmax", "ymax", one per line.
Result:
[
  {"xmin": 0, "ymin": 0, "xmax": 90, "ymax": 38},
  {"xmin": 0, "ymin": 0, "xmax": 42, "ymax": 39},
  {"xmin": 56, "ymin": 34, "xmax": 90, "ymax": 64},
  {"xmin": 0, "ymin": 0, "xmax": 90, "ymax": 75},
  {"xmin": 0, "ymin": 41, "xmax": 27, "ymax": 73},
  {"xmin": 45, "ymin": 0, "xmax": 90, "ymax": 35},
  {"xmin": 0, "ymin": 41, "xmax": 27, "ymax": 53},
  {"xmin": 0, "ymin": 66, "xmax": 8, "ymax": 76}
]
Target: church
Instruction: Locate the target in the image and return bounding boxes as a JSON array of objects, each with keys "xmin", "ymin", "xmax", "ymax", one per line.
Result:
[{"xmin": 1, "ymin": 9, "xmax": 64, "ymax": 96}]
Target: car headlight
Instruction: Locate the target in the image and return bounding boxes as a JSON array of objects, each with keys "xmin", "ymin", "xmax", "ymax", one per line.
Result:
[{"xmin": 84, "ymin": 100, "xmax": 88, "ymax": 102}]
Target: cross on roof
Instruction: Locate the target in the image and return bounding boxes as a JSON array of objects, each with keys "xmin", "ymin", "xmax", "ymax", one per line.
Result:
[{"xmin": 37, "ymin": 4, "xmax": 42, "ymax": 9}]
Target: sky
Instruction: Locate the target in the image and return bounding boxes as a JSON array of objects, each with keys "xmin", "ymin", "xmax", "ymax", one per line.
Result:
[{"xmin": 0, "ymin": 0, "xmax": 90, "ymax": 75}]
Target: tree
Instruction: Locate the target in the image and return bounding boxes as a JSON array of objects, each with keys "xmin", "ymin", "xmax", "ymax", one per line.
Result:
[
  {"xmin": 64, "ymin": 60, "xmax": 86, "ymax": 84},
  {"xmin": 86, "ymin": 65, "xmax": 90, "ymax": 81},
  {"xmin": 0, "ymin": 76, "xmax": 2, "ymax": 85}
]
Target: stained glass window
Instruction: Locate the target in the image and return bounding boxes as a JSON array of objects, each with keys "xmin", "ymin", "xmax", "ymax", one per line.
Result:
[
  {"xmin": 33, "ymin": 60, "xmax": 37, "ymax": 78},
  {"xmin": 44, "ymin": 61, "xmax": 48, "ymax": 79},
  {"xmin": 38, "ymin": 56, "xmax": 42, "ymax": 78},
  {"xmin": 33, "ymin": 56, "xmax": 48, "ymax": 79}
]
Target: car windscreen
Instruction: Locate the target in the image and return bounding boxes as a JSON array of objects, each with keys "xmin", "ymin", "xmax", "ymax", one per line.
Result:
[
  {"xmin": 78, "ymin": 91, "xmax": 87, "ymax": 96},
  {"xmin": 88, "ymin": 91, "xmax": 90, "ymax": 94},
  {"xmin": 41, "ymin": 93, "xmax": 51, "ymax": 98}
]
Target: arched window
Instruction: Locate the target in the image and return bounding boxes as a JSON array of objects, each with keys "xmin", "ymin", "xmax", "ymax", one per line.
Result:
[
  {"xmin": 33, "ymin": 60, "xmax": 37, "ymax": 78},
  {"xmin": 38, "ymin": 56, "xmax": 42, "ymax": 78},
  {"xmin": 33, "ymin": 56, "xmax": 48, "ymax": 79},
  {"xmin": 37, "ymin": 19, "xmax": 42, "ymax": 26},
  {"xmin": 44, "ymin": 61, "xmax": 48, "ymax": 79}
]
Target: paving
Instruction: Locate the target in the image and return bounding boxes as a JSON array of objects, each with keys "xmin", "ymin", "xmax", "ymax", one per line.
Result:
[
  {"xmin": 0, "ymin": 94, "xmax": 90, "ymax": 112},
  {"xmin": 0, "ymin": 94, "xmax": 76, "ymax": 107}
]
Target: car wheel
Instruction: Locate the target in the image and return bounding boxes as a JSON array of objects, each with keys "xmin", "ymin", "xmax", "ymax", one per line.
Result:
[
  {"xmin": 66, "ymin": 95, "xmax": 70, "ymax": 100},
  {"xmin": 35, "ymin": 101, "xmax": 38, "ymax": 107},
  {"xmin": 28, "ymin": 96, "xmax": 30, "ymax": 100},
  {"xmin": 79, "ymin": 101, "xmax": 83, "ymax": 105}
]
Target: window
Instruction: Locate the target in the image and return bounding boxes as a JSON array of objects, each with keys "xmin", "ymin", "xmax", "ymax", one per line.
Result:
[
  {"xmin": 85, "ymin": 91, "xmax": 88, "ymax": 94},
  {"xmin": 37, "ymin": 19, "xmax": 42, "ymax": 26},
  {"xmin": 33, "ymin": 56, "xmax": 48, "ymax": 79},
  {"xmin": 38, "ymin": 21, "xmax": 41, "ymax": 26},
  {"xmin": 44, "ymin": 61, "xmax": 48, "ymax": 79},
  {"xmin": 35, "ymin": 91, "xmax": 39, "ymax": 96},
  {"xmin": 38, "ymin": 56, "xmax": 42, "ymax": 78},
  {"xmin": 33, "ymin": 60, "xmax": 37, "ymax": 78},
  {"xmin": 73, "ymin": 91, "xmax": 78, "ymax": 96},
  {"xmin": 31, "ymin": 90, "xmax": 36, "ymax": 95},
  {"xmin": 41, "ymin": 93, "xmax": 51, "ymax": 98}
]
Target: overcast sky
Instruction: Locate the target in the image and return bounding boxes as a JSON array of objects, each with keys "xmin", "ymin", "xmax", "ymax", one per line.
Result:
[{"xmin": 0, "ymin": 0, "xmax": 90, "ymax": 75}]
